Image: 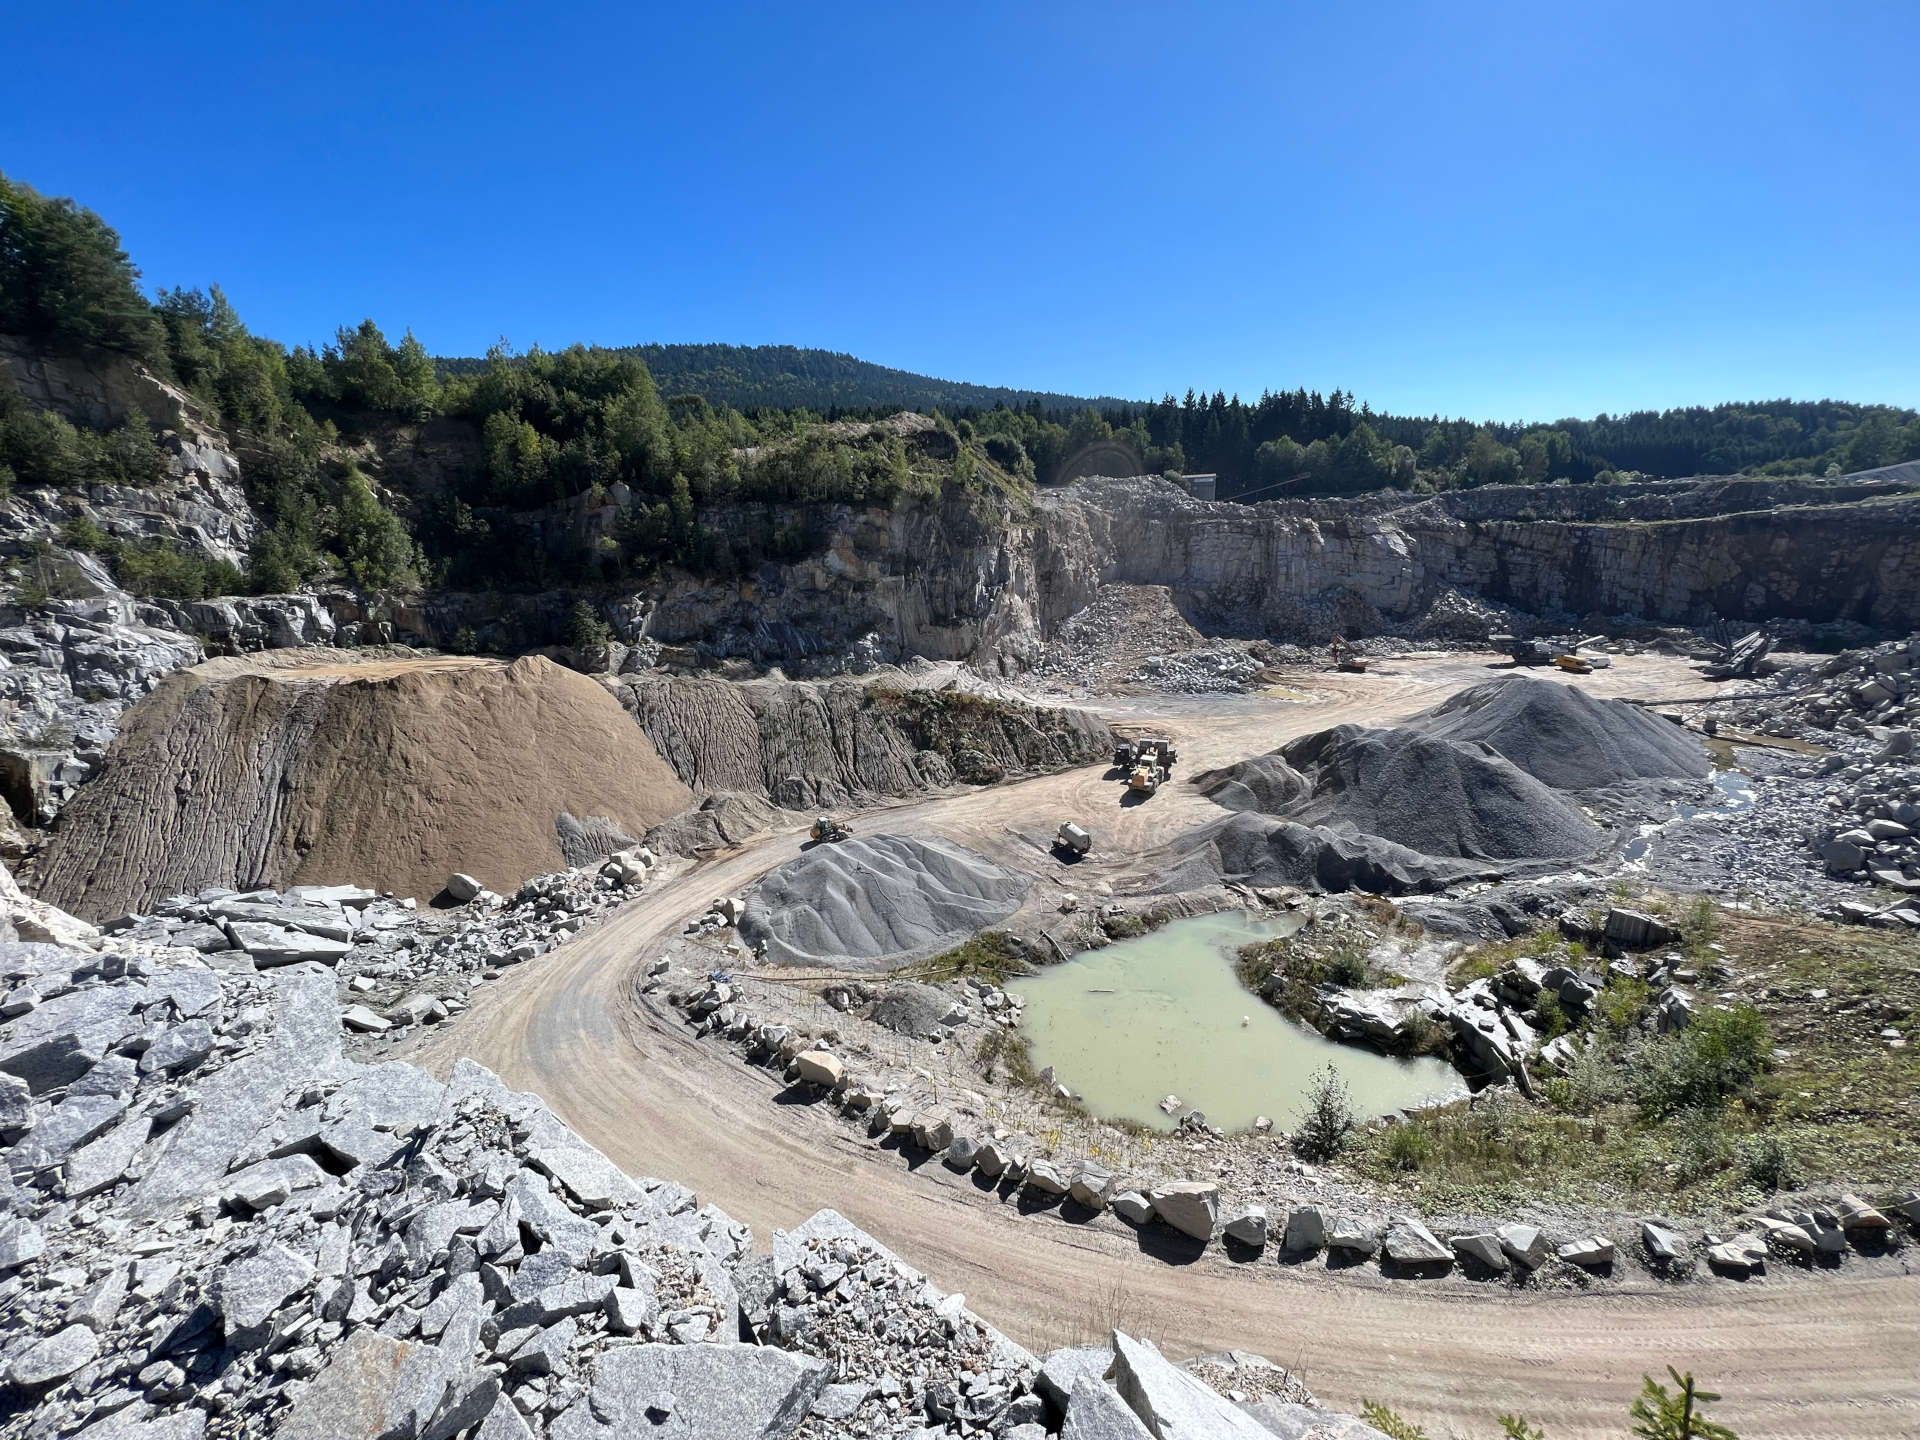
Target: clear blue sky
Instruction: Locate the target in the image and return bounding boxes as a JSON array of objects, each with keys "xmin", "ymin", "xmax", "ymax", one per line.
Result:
[{"xmin": 5, "ymin": 1, "xmax": 1915, "ymax": 421}]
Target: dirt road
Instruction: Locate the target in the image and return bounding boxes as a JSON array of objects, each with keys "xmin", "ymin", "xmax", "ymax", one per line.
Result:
[{"xmin": 410, "ymin": 656, "xmax": 1920, "ymax": 1438}]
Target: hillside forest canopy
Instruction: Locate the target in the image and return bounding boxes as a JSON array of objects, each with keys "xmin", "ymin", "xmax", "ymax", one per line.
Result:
[{"xmin": 3, "ymin": 171, "xmax": 1918, "ymax": 601}]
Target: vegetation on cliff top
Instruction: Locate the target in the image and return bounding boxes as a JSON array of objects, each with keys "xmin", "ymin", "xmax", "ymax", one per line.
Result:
[{"xmin": 4, "ymin": 169, "xmax": 1918, "ymax": 602}]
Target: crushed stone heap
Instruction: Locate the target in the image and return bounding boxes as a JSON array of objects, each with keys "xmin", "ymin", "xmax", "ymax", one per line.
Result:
[
  {"xmin": 0, "ymin": 917, "xmax": 1390, "ymax": 1440},
  {"xmin": 31, "ymin": 654, "xmax": 693, "ymax": 920},
  {"xmin": 1171, "ymin": 676, "xmax": 1708, "ymax": 895},
  {"xmin": 1213, "ymin": 724, "xmax": 1601, "ymax": 862},
  {"xmin": 739, "ymin": 835, "xmax": 1031, "ymax": 971},
  {"xmin": 1405, "ymin": 675, "xmax": 1709, "ymax": 791}
]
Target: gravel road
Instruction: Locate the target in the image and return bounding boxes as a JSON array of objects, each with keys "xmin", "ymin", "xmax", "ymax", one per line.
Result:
[{"xmin": 409, "ymin": 654, "xmax": 1920, "ymax": 1439}]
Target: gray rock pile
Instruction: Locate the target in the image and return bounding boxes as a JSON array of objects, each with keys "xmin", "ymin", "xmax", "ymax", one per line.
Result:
[
  {"xmin": 738, "ymin": 835, "xmax": 1031, "ymax": 972},
  {"xmin": 1706, "ymin": 636, "xmax": 1920, "ymax": 910},
  {"xmin": 0, "ymin": 910, "xmax": 1399, "ymax": 1440}
]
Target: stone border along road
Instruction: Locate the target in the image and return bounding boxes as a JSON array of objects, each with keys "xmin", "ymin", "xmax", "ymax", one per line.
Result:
[{"xmin": 405, "ymin": 653, "xmax": 1920, "ymax": 1439}]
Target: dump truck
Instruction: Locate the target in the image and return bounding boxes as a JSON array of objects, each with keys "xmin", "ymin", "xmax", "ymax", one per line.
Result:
[
  {"xmin": 809, "ymin": 815, "xmax": 853, "ymax": 843},
  {"xmin": 1054, "ymin": 820, "xmax": 1092, "ymax": 857},
  {"xmin": 1113, "ymin": 739, "xmax": 1140, "ymax": 769},
  {"xmin": 1128, "ymin": 760, "xmax": 1164, "ymax": 796}
]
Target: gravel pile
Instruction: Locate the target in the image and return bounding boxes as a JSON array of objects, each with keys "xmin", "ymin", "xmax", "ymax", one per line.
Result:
[
  {"xmin": 739, "ymin": 835, "xmax": 1031, "ymax": 971},
  {"xmin": 1121, "ymin": 648, "xmax": 1263, "ymax": 694},
  {"xmin": 1153, "ymin": 811, "xmax": 1490, "ymax": 896},
  {"xmin": 1274, "ymin": 725, "xmax": 1603, "ymax": 861},
  {"xmin": 1408, "ymin": 676, "xmax": 1708, "ymax": 792}
]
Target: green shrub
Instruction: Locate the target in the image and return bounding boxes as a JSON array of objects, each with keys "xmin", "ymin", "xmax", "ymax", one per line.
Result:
[
  {"xmin": 1358, "ymin": 1401, "xmax": 1429, "ymax": 1440},
  {"xmin": 1382, "ymin": 1121, "xmax": 1433, "ymax": 1172},
  {"xmin": 1630, "ymin": 1368, "xmax": 1740, "ymax": 1440},
  {"xmin": 112, "ymin": 539, "xmax": 244, "ymax": 601},
  {"xmin": 1636, "ymin": 1004, "xmax": 1773, "ymax": 1118},
  {"xmin": 1293, "ymin": 1065, "xmax": 1357, "ymax": 1161},
  {"xmin": 1740, "ymin": 1133, "xmax": 1796, "ymax": 1193}
]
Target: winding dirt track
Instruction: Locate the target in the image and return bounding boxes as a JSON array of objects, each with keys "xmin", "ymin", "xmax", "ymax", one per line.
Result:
[{"xmin": 411, "ymin": 657, "xmax": 1920, "ymax": 1439}]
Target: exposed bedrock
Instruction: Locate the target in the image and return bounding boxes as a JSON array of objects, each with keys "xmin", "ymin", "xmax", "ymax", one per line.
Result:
[
  {"xmin": 1036, "ymin": 475, "xmax": 1920, "ymax": 639},
  {"xmin": 32, "ymin": 655, "xmax": 692, "ymax": 920},
  {"xmin": 617, "ymin": 672, "xmax": 1112, "ymax": 811}
]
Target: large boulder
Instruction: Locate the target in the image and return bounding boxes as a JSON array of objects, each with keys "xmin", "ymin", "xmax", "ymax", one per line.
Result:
[{"xmin": 1146, "ymin": 1182, "xmax": 1220, "ymax": 1242}]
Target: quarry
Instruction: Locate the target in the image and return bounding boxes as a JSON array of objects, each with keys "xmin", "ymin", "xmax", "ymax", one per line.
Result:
[{"xmin": 0, "ymin": 338, "xmax": 1916, "ymax": 1440}]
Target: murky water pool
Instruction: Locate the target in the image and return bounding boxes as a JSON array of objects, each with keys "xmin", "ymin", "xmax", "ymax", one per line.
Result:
[{"xmin": 1010, "ymin": 912, "xmax": 1466, "ymax": 1133}]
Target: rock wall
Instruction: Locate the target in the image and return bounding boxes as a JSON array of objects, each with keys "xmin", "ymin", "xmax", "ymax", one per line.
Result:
[
  {"xmin": 0, "ymin": 335, "xmax": 259, "ymax": 569},
  {"xmin": 617, "ymin": 672, "xmax": 1113, "ymax": 811},
  {"xmin": 1035, "ymin": 475, "xmax": 1920, "ymax": 639}
]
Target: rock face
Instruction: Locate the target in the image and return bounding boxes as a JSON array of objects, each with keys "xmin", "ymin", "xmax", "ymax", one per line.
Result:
[
  {"xmin": 32, "ymin": 653, "xmax": 694, "ymax": 919},
  {"xmin": 618, "ymin": 670, "xmax": 1111, "ymax": 812},
  {"xmin": 1036, "ymin": 473, "xmax": 1920, "ymax": 639}
]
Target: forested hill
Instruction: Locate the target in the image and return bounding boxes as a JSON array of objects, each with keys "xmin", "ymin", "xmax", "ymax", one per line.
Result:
[{"xmin": 439, "ymin": 342, "xmax": 1130, "ymax": 415}]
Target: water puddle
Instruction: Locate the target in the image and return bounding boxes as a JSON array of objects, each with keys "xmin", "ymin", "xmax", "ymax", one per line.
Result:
[
  {"xmin": 1010, "ymin": 912, "xmax": 1466, "ymax": 1132},
  {"xmin": 1625, "ymin": 768, "xmax": 1756, "ymax": 862}
]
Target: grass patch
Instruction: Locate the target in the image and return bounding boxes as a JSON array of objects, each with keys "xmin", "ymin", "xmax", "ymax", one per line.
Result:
[
  {"xmin": 902, "ymin": 931, "xmax": 1026, "ymax": 986},
  {"xmin": 1238, "ymin": 924, "xmax": 1400, "ymax": 1025},
  {"xmin": 975, "ymin": 1025, "xmax": 1039, "ymax": 1089},
  {"xmin": 1345, "ymin": 907, "xmax": 1920, "ymax": 1214}
]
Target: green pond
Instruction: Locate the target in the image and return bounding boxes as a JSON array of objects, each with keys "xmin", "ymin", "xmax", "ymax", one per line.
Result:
[{"xmin": 1011, "ymin": 912, "xmax": 1466, "ymax": 1132}]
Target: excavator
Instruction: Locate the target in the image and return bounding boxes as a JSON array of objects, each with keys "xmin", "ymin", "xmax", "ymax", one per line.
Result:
[{"xmin": 1331, "ymin": 638, "xmax": 1368, "ymax": 673}]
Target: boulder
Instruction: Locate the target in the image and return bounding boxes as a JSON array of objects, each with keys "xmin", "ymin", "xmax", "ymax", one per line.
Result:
[
  {"xmin": 216, "ymin": 1242, "xmax": 317, "ymax": 1349},
  {"xmin": 1036, "ymin": 1346, "xmax": 1115, "ymax": 1415},
  {"xmin": 1108, "ymin": 1331, "xmax": 1272, "ymax": 1440},
  {"xmin": 792, "ymin": 1050, "xmax": 844, "ymax": 1088},
  {"xmin": 911, "ymin": 1109, "xmax": 955, "ymax": 1151},
  {"xmin": 8, "ymin": 1323, "xmax": 99, "ymax": 1389},
  {"xmin": 342, "ymin": 1004, "xmax": 390, "ymax": 1033},
  {"xmin": 1325, "ymin": 1215, "xmax": 1378, "ymax": 1257},
  {"xmin": 1604, "ymin": 908, "xmax": 1680, "ymax": 949},
  {"xmin": 1111, "ymin": 1191, "xmax": 1154, "ymax": 1226},
  {"xmin": 1146, "ymin": 1181, "xmax": 1220, "ymax": 1242},
  {"xmin": 1641, "ymin": 1222, "xmax": 1687, "ymax": 1265},
  {"xmin": 1835, "ymin": 1193, "xmax": 1891, "ymax": 1232},
  {"xmin": 1383, "ymin": 1216, "xmax": 1452, "ymax": 1267},
  {"xmin": 974, "ymin": 1140, "xmax": 1011, "ymax": 1179},
  {"xmin": 1070, "ymin": 1166, "xmax": 1114, "ymax": 1210},
  {"xmin": 445, "ymin": 873, "xmax": 484, "ymax": 903},
  {"xmin": 1706, "ymin": 1234, "xmax": 1768, "ymax": 1276},
  {"xmin": 1555, "ymin": 1235, "xmax": 1615, "ymax": 1268},
  {"xmin": 1062, "ymin": 1375, "xmax": 1155, "ymax": 1440},
  {"xmin": 1495, "ymin": 1223, "xmax": 1552, "ymax": 1270},
  {"xmin": 1025, "ymin": 1160, "xmax": 1071, "ymax": 1197},
  {"xmin": 1223, "ymin": 1206, "xmax": 1268, "ymax": 1248},
  {"xmin": 1281, "ymin": 1206, "xmax": 1328, "ymax": 1254},
  {"xmin": 944, "ymin": 1136, "xmax": 980, "ymax": 1172},
  {"xmin": 223, "ymin": 921, "xmax": 351, "ymax": 968},
  {"xmin": 547, "ymin": 1342, "xmax": 829, "ymax": 1440},
  {"xmin": 1451, "ymin": 1232, "xmax": 1507, "ymax": 1272}
]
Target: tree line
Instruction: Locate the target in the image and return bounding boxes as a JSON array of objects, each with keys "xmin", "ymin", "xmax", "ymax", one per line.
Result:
[{"xmin": 4, "ymin": 169, "xmax": 1916, "ymax": 603}]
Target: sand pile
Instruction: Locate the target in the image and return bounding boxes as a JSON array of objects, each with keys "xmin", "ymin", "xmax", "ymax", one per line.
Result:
[
  {"xmin": 738, "ymin": 834, "xmax": 1030, "ymax": 971},
  {"xmin": 33, "ymin": 653, "xmax": 693, "ymax": 919},
  {"xmin": 1407, "ymin": 676, "xmax": 1708, "ymax": 790}
]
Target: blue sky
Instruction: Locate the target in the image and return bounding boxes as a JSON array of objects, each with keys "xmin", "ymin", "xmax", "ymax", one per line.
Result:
[{"xmin": 4, "ymin": 1, "xmax": 1915, "ymax": 420}]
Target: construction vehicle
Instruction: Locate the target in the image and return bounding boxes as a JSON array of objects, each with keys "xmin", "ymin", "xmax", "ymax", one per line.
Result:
[
  {"xmin": 1137, "ymin": 737, "xmax": 1177, "ymax": 770},
  {"xmin": 1491, "ymin": 633, "xmax": 1553, "ymax": 666},
  {"xmin": 809, "ymin": 815, "xmax": 853, "ymax": 843},
  {"xmin": 1113, "ymin": 739, "xmax": 1139, "ymax": 769},
  {"xmin": 1053, "ymin": 820, "xmax": 1092, "ymax": 857},
  {"xmin": 1554, "ymin": 653, "xmax": 1593, "ymax": 675},
  {"xmin": 1128, "ymin": 760, "xmax": 1164, "ymax": 796},
  {"xmin": 1331, "ymin": 639, "xmax": 1368, "ymax": 673}
]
